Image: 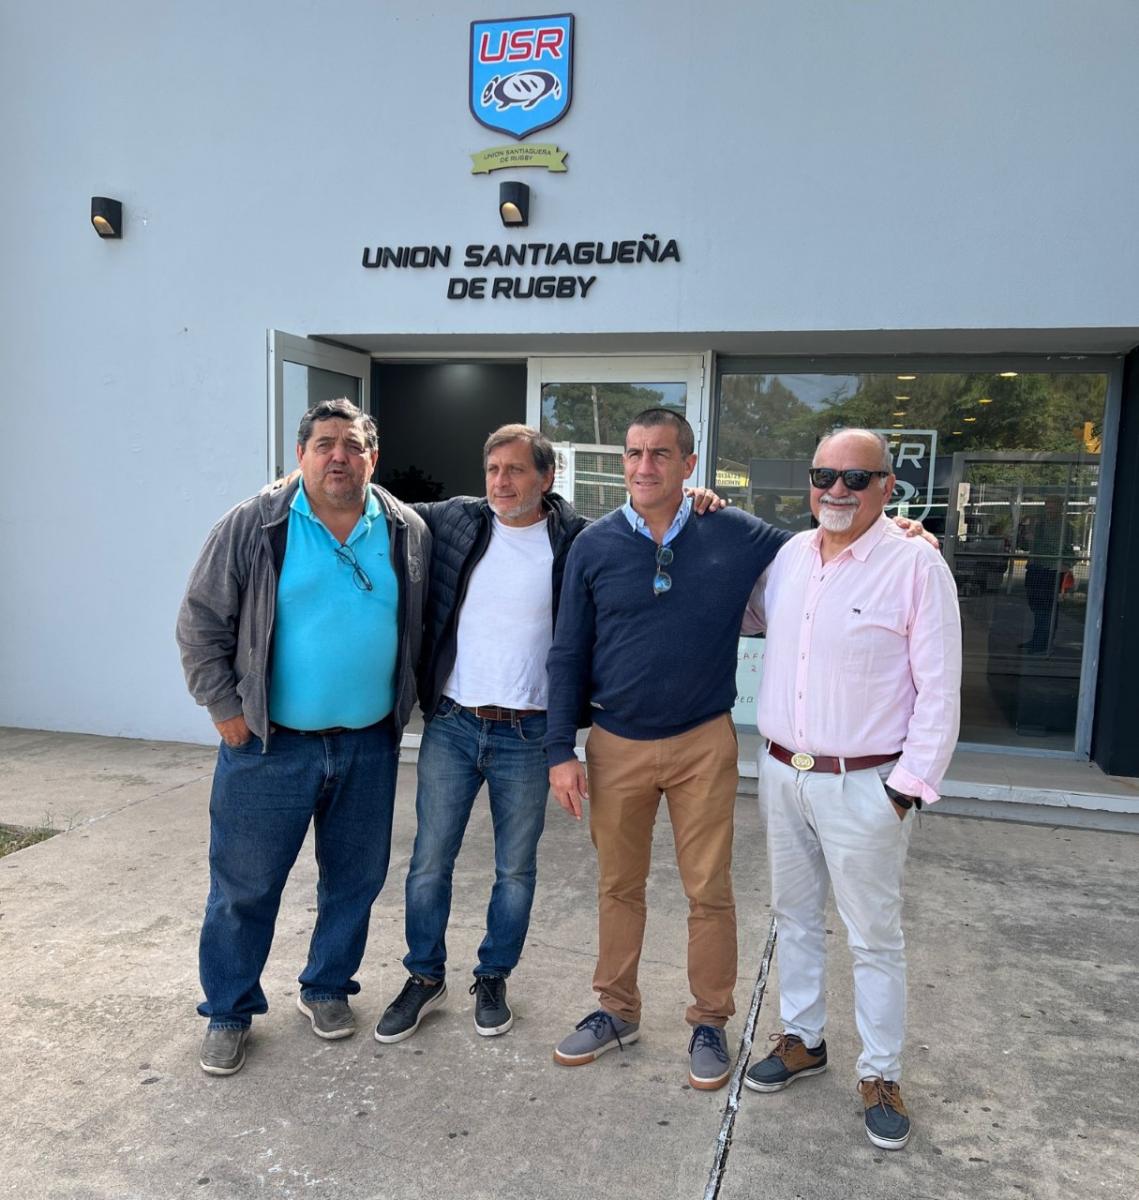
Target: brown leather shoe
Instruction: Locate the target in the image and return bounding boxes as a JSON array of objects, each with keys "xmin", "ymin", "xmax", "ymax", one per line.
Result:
[
  {"xmin": 859, "ymin": 1077, "xmax": 911, "ymax": 1149},
  {"xmin": 744, "ymin": 1032, "xmax": 828, "ymax": 1092}
]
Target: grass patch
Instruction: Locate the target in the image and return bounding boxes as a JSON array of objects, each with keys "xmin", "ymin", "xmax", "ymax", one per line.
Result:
[{"xmin": 0, "ymin": 821, "xmax": 60, "ymax": 858}]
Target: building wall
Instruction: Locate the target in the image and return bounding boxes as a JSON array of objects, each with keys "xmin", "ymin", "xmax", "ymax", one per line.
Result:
[{"xmin": 2, "ymin": 0, "xmax": 1138, "ymax": 741}]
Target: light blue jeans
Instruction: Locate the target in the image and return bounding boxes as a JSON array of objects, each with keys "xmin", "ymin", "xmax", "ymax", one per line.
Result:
[{"xmin": 403, "ymin": 698, "xmax": 549, "ymax": 980}]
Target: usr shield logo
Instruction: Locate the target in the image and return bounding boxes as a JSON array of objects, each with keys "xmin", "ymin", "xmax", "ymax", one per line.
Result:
[{"xmin": 470, "ymin": 14, "xmax": 574, "ymax": 140}]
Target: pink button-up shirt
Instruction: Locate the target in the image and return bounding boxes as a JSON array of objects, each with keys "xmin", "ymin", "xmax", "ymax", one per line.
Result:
[{"xmin": 743, "ymin": 515, "xmax": 962, "ymax": 804}]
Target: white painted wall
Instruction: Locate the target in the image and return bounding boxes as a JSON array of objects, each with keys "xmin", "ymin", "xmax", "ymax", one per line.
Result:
[{"xmin": 2, "ymin": 0, "xmax": 1138, "ymax": 741}]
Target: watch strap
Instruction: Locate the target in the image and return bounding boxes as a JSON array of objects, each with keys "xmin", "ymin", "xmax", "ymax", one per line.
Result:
[{"xmin": 885, "ymin": 784, "xmax": 919, "ymax": 810}]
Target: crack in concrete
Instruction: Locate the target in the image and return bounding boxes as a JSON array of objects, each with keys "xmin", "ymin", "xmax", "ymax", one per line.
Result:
[
  {"xmin": 703, "ymin": 916, "xmax": 777, "ymax": 1200},
  {"xmin": 63, "ymin": 771, "xmax": 215, "ymax": 831}
]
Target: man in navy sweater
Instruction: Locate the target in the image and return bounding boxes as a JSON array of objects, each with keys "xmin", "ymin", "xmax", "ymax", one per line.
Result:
[{"xmin": 545, "ymin": 408, "xmax": 790, "ymax": 1090}]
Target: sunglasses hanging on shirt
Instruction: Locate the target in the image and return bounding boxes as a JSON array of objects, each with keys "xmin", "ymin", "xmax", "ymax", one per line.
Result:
[{"xmin": 652, "ymin": 544, "xmax": 674, "ymax": 596}]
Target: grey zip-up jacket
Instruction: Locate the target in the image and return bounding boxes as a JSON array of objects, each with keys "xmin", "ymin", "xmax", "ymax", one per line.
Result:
[{"xmin": 176, "ymin": 476, "xmax": 430, "ymax": 748}]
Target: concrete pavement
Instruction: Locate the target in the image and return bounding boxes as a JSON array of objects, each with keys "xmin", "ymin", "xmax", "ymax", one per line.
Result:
[{"xmin": 1, "ymin": 727, "xmax": 1136, "ymax": 1200}]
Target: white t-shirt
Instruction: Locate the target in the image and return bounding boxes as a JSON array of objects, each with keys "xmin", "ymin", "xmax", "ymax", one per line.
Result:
[{"xmin": 443, "ymin": 515, "xmax": 555, "ymax": 709}]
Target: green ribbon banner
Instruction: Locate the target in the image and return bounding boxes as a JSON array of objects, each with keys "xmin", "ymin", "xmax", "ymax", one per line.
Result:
[{"xmin": 470, "ymin": 144, "xmax": 568, "ymax": 174}]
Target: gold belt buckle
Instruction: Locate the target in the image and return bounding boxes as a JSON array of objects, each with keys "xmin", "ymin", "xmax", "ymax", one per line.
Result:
[{"xmin": 790, "ymin": 752, "xmax": 816, "ymax": 771}]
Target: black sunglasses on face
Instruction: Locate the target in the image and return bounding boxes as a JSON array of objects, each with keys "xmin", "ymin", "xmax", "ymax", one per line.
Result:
[{"xmin": 808, "ymin": 468, "xmax": 890, "ymax": 492}]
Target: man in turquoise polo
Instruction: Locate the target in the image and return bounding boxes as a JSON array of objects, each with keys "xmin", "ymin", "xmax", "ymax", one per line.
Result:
[{"xmin": 177, "ymin": 398, "xmax": 430, "ymax": 1075}]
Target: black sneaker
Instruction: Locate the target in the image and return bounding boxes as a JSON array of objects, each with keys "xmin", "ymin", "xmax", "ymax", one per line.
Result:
[
  {"xmin": 470, "ymin": 974, "xmax": 513, "ymax": 1037},
  {"xmin": 374, "ymin": 975, "xmax": 447, "ymax": 1044}
]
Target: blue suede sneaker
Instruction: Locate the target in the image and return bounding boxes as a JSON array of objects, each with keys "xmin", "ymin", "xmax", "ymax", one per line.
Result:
[
  {"xmin": 553, "ymin": 1009, "xmax": 639, "ymax": 1065},
  {"xmin": 688, "ymin": 1024, "xmax": 732, "ymax": 1090},
  {"xmin": 859, "ymin": 1077, "xmax": 911, "ymax": 1150}
]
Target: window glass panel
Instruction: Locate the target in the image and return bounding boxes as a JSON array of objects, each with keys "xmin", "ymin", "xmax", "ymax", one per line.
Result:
[
  {"xmin": 541, "ymin": 382, "xmax": 686, "ymax": 520},
  {"xmin": 717, "ymin": 369, "xmax": 1108, "ymax": 752}
]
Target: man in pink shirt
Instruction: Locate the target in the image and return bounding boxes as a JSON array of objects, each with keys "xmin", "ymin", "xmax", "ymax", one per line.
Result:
[{"xmin": 741, "ymin": 428, "xmax": 961, "ymax": 1151}]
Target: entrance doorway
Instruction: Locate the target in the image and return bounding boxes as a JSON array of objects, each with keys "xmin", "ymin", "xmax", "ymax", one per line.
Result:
[
  {"xmin": 373, "ymin": 362, "xmax": 527, "ymax": 501},
  {"xmin": 526, "ymin": 355, "xmax": 710, "ymax": 517}
]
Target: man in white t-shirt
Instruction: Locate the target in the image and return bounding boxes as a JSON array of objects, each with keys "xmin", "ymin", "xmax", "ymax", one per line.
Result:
[{"xmin": 374, "ymin": 426, "xmax": 589, "ymax": 1043}]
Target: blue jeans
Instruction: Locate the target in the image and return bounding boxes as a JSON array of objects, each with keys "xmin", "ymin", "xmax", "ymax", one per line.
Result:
[
  {"xmin": 404, "ymin": 699, "xmax": 549, "ymax": 980},
  {"xmin": 198, "ymin": 720, "xmax": 398, "ymax": 1027}
]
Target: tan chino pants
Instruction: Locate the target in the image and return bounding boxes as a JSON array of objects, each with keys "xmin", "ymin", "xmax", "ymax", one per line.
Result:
[{"xmin": 585, "ymin": 714, "xmax": 740, "ymax": 1027}]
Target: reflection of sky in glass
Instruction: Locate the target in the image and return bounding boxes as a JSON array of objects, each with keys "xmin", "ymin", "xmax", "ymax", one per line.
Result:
[
  {"xmin": 776, "ymin": 374, "xmax": 859, "ymax": 409},
  {"xmin": 541, "ymin": 381, "xmax": 686, "ymax": 421}
]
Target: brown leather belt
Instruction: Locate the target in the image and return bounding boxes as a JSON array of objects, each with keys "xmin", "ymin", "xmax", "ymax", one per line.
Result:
[
  {"xmin": 459, "ymin": 703, "xmax": 544, "ymax": 722},
  {"xmin": 768, "ymin": 741, "xmax": 899, "ymax": 774}
]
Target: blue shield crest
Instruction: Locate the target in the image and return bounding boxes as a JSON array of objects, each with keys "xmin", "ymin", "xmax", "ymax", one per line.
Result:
[{"xmin": 470, "ymin": 14, "xmax": 574, "ymax": 141}]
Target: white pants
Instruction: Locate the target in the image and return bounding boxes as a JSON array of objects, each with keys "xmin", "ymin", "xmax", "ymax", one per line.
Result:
[{"xmin": 759, "ymin": 750, "xmax": 914, "ymax": 1082}]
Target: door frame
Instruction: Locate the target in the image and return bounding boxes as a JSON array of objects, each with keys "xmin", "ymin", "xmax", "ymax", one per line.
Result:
[
  {"xmin": 268, "ymin": 332, "xmax": 372, "ymax": 482},
  {"xmin": 525, "ymin": 354, "xmax": 713, "ymax": 483}
]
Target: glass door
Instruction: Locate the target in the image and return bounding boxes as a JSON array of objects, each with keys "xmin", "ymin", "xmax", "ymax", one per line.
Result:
[
  {"xmin": 943, "ymin": 452, "xmax": 1099, "ymax": 749},
  {"xmin": 268, "ymin": 332, "xmax": 372, "ymax": 482},
  {"xmin": 526, "ymin": 355, "xmax": 709, "ymax": 519}
]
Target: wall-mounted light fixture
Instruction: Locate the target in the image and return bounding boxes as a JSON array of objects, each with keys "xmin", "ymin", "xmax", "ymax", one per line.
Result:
[
  {"xmin": 91, "ymin": 196, "xmax": 123, "ymax": 239},
  {"xmin": 499, "ymin": 181, "xmax": 530, "ymax": 227}
]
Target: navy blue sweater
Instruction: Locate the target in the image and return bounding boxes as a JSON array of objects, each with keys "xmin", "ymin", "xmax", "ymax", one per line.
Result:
[{"xmin": 544, "ymin": 507, "xmax": 791, "ymax": 766}]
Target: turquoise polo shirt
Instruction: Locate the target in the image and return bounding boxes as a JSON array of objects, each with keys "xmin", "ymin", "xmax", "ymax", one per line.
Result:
[{"xmin": 268, "ymin": 481, "xmax": 399, "ymax": 730}]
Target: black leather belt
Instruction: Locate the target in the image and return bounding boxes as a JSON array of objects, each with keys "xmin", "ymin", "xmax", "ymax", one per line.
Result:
[
  {"xmin": 458, "ymin": 704, "xmax": 544, "ymax": 722},
  {"xmin": 272, "ymin": 723, "xmax": 370, "ymax": 736},
  {"xmin": 768, "ymin": 741, "xmax": 899, "ymax": 774}
]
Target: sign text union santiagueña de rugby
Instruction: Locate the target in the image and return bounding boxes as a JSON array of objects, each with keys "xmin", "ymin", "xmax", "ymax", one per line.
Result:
[{"xmin": 470, "ymin": 14, "xmax": 574, "ymax": 140}]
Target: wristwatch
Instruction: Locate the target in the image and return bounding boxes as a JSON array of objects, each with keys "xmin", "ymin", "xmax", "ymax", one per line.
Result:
[{"xmin": 884, "ymin": 784, "xmax": 921, "ymax": 810}]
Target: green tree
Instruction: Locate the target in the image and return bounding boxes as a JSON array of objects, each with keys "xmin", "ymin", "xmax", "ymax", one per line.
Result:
[{"xmin": 542, "ymin": 383, "xmax": 669, "ymax": 445}]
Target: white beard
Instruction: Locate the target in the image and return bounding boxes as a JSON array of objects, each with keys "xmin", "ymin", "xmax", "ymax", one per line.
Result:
[{"xmin": 817, "ymin": 501, "xmax": 856, "ymax": 532}]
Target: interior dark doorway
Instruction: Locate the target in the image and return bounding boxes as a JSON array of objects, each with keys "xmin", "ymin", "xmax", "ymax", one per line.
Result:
[{"xmin": 373, "ymin": 361, "xmax": 527, "ymax": 501}]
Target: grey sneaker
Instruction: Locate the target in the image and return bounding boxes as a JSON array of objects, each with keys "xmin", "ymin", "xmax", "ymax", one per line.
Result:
[
  {"xmin": 470, "ymin": 975, "xmax": 513, "ymax": 1037},
  {"xmin": 554, "ymin": 1009, "xmax": 639, "ymax": 1066},
  {"xmin": 374, "ymin": 975, "xmax": 447, "ymax": 1043},
  {"xmin": 199, "ymin": 1026, "xmax": 250, "ymax": 1076},
  {"xmin": 296, "ymin": 995, "xmax": 356, "ymax": 1040},
  {"xmin": 688, "ymin": 1024, "xmax": 732, "ymax": 1090}
]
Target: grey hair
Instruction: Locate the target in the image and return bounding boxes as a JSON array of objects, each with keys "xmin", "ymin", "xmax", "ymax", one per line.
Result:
[
  {"xmin": 296, "ymin": 398, "xmax": 378, "ymax": 451},
  {"xmin": 815, "ymin": 428, "xmax": 893, "ymax": 472},
  {"xmin": 482, "ymin": 424, "xmax": 556, "ymax": 474}
]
